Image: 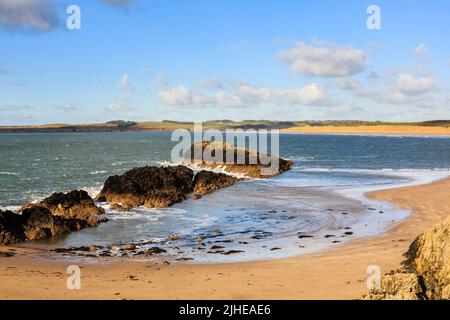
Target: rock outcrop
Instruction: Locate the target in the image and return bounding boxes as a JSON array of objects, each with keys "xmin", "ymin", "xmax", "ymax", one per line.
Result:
[
  {"xmin": 0, "ymin": 210, "xmax": 27, "ymax": 245},
  {"xmin": 21, "ymin": 190, "xmax": 105, "ymax": 227},
  {"xmin": 363, "ymin": 214, "xmax": 450, "ymax": 300},
  {"xmin": 1, "ymin": 190, "xmax": 106, "ymax": 246},
  {"xmin": 193, "ymin": 170, "xmax": 240, "ymax": 196},
  {"xmin": 403, "ymin": 214, "xmax": 450, "ymax": 299},
  {"xmin": 183, "ymin": 141, "xmax": 293, "ymax": 178},
  {"xmin": 363, "ymin": 271, "xmax": 425, "ymax": 300},
  {"xmin": 95, "ymin": 165, "xmax": 194, "ymax": 209},
  {"xmin": 1, "ymin": 207, "xmax": 94, "ymax": 246}
]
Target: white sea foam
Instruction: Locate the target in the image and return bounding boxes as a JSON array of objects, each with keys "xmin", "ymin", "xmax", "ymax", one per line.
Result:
[
  {"xmin": 89, "ymin": 170, "xmax": 108, "ymax": 175},
  {"xmin": 157, "ymin": 160, "xmax": 252, "ymax": 179},
  {"xmin": 0, "ymin": 205, "xmax": 21, "ymax": 212},
  {"xmin": 0, "ymin": 171, "xmax": 20, "ymax": 175},
  {"xmin": 82, "ymin": 185, "xmax": 103, "ymax": 198}
]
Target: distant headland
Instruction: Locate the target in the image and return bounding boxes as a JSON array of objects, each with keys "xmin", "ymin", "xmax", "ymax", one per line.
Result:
[{"xmin": 2, "ymin": 119, "xmax": 450, "ymax": 136}]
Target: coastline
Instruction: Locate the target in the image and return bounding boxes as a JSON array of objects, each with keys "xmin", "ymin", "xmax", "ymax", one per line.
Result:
[
  {"xmin": 281, "ymin": 125, "xmax": 450, "ymax": 136},
  {"xmin": 2, "ymin": 124, "xmax": 450, "ymax": 137},
  {"xmin": 1, "ymin": 176, "xmax": 449, "ymax": 299}
]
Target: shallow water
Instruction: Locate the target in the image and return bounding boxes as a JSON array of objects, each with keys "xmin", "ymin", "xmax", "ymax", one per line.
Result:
[{"xmin": 1, "ymin": 132, "xmax": 450, "ymax": 263}]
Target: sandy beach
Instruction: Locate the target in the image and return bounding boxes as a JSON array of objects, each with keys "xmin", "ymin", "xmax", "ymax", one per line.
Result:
[
  {"xmin": 1, "ymin": 176, "xmax": 449, "ymax": 300},
  {"xmin": 281, "ymin": 125, "xmax": 450, "ymax": 136}
]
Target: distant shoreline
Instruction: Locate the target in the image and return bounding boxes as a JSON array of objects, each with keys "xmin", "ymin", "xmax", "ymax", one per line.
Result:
[
  {"xmin": 281, "ymin": 125, "xmax": 450, "ymax": 136},
  {"xmin": 2, "ymin": 122, "xmax": 450, "ymax": 136}
]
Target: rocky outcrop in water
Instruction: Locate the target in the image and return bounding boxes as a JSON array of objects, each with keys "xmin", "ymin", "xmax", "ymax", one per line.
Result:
[
  {"xmin": 193, "ymin": 170, "xmax": 240, "ymax": 196},
  {"xmin": 95, "ymin": 165, "xmax": 194, "ymax": 209},
  {"xmin": 1, "ymin": 190, "xmax": 106, "ymax": 246},
  {"xmin": 1, "ymin": 207, "xmax": 93, "ymax": 246},
  {"xmin": 21, "ymin": 190, "xmax": 105, "ymax": 227},
  {"xmin": 183, "ymin": 141, "xmax": 293, "ymax": 178},
  {"xmin": 363, "ymin": 214, "xmax": 450, "ymax": 300}
]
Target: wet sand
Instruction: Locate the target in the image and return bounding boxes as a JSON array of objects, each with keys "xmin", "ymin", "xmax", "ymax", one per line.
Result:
[{"xmin": 1, "ymin": 177, "xmax": 449, "ymax": 300}]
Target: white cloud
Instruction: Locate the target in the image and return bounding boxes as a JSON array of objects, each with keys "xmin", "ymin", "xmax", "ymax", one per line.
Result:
[
  {"xmin": 413, "ymin": 43, "xmax": 429, "ymax": 57},
  {"xmin": 105, "ymin": 74, "xmax": 135, "ymax": 113},
  {"xmin": 0, "ymin": 0, "xmax": 59, "ymax": 32},
  {"xmin": 53, "ymin": 104, "xmax": 80, "ymax": 112},
  {"xmin": 119, "ymin": 73, "xmax": 134, "ymax": 92},
  {"xmin": 160, "ymin": 86, "xmax": 216, "ymax": 106},
  {"xmin": 395, "ymin": 74, "xmax": 435, "ymax": 95},
  {"xmin": 196, "ymin": 77, "xmax": 225, "ymax": 90},
  {"xmin": 274, "ymin": 84, "xmax": 326, "ymax": 105},
  {"xmin": 159, "ymin": 81, "xmax": 327, "ymax": 108},
  {"xmin": 154, "ymin": 74, "xmax": 169, "ymax": 88},
  {"xmin": 105, "ymin": 101, "xmax": 135, "ymax": 113},
  {"xmin": 278, "ymin": 41, "xmax": 367, "ymax": 77},
  {"xmin": 336, "ymin": 71, "xmax": 441, "ymax": 109},
  {"xmin": 0, "ymin": 104, "xmax": 31, "ymax": 111}
]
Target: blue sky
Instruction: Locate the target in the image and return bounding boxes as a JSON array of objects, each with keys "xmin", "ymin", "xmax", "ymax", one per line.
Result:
[{"xmin": 0, "ymin": 0, "xmax": 449, "ymax": 125}]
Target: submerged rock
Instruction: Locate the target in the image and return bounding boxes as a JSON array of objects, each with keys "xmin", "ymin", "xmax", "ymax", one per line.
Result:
[
  {"xmin": 96, "ymin": 165, "xmax": 194, "ymax": 209},
  {"xmin": 193, "ymin": 170, "xmax": 240, "ymax": 196},
  {"xmin": 183, "ymin": 141, "xmax": 293, "ymax": 178},
  {"xmin": 363, "ymin": 214, "xmax": 450, "ymax": 300}
]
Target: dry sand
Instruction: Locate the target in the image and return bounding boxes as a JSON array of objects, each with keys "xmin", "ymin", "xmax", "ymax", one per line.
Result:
[
  {"xmin": 1, "ymin": 177, "xmax": 449, "ymax": 300},
  {"xmin": 281, "ymin": 125, "xmax": 450, "ymax": 136}
]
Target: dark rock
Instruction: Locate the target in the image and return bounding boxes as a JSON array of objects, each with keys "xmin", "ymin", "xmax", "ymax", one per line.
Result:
[
  {"xmin": 207, "ymin": 250, "xmax": 224, "ymax": 254},
  {"xmin": 210, "ymin": 245, "xmax": 224, "ymax": 250},
  {"xmin": 193, "ymin": 170, "xmax": 239, "ymax": 196},
  {"xmin": 298, "ymin": 234, "xmax": 314, "ymax": 239},
  {"xmin": 20, "ymin": 190, "xmax": 105, "ymax": 227},
  {"xmin": 183, "ymin": 141, "xmax": 293, "ymax": 178},
  {"xmin": 0, "ymin": 251, "xmax": 15, "ymax": 258},
  {"xmin": 176, "ymin": 257, "xmax": 193, "ymax": 261},
  {"xmin": 136, "ymin": 247, "xmax": 167, "ymax": 257},
  {"xmin": 95, "ymin": 165, "xmax": 194, "ymax": 209},
  {"xmin": 0, "ymin": 210, "xmax": 27, "ymax": 245},
  {"xmin": 215, "ymin": 239, "xmax": 233, "ymax": 243},
  {"xmin": 110, "ymin": 203, "xmax": 132, "ymax": 212},
  {"xmin": 222, "ymin": 250, "xmax": 244, "ymax": 255},
  {"xmin": 122, "ymin": 244, "xmax": 136, "ymax": 251},
  {"xmin": 191, "ymin": 193, "xmax": 202, "ymax": 200},
  {"xmin": 95, "ymin": 195, "xmax": 107, "ymax": 202},
  {"xmin": 1, "ymin": 206, "xmax": 94, "ymax": 246}
]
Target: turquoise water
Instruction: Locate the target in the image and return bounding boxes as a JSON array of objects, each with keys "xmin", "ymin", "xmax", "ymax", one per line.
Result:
[{"xmin": 1, "ymin": 132, "xmax": 450, "ymax": 263}]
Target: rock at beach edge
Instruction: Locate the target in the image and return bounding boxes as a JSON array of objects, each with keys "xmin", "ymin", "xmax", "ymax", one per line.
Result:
[{"xmin": 363, "ymin": 214, "xmax": 450, "ymax": 300}]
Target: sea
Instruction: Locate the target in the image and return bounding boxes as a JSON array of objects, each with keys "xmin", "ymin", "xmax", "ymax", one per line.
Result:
[{"xmin": 1, "ymin": 131, "xmax": 450, "ymax": 263}]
